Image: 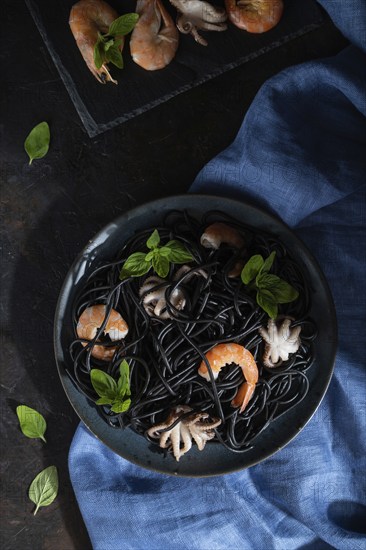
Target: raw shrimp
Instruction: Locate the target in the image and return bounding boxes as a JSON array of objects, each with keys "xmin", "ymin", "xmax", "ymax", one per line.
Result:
[
  {"xmin": 225, "ymin": 0, "xmax": 284, "ymax": 33},
  {"xmin": 198, "ymin": 343, "xmax": 258, "ymax": 413},
  {"xmin": 130, "ymin": 0, "xmax": 179, "ymax": 70},
  {"xmin": 76, "ymin": 304, "xmax": 129, "ymax": 361},
  {"xmin": 200, "ymin": 222, "xmax": 245, "ymax": 250},
  {"xmin": 69, "ymin": 0, "xmax": 123, "ymax": 84}
]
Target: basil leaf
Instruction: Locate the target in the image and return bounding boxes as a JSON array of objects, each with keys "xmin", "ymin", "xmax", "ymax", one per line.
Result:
[
  {"xmin": 260, "ymin": 251, "xmax": 276, "ymax": 274},
  {"xmin": 257, "ymin": 273, "xmax": 298, "ymax": 303},
  {"xmin": 28, "ymin": 466, "xmax": 58, "ymax": 515},
  {"xmin": 158, "ymin": 246, "xmax": 172, "ymax": 258},
  {"xmin": 257, "ymin": 289, "xmax": 278, "ymax": 319},
  {"xmin": 152, "ymin": 253, "xmax": 170, "ymax": 278},
  {"xmin": 165, "ymin": 240, "xmax": 194, "ymax": 263},
  {"xmin": 95, "ymin": 397, "xmax": 113, "ymax": 405},
  {"xmin": 93, "ymin": 38, "xmax": 105, "ymax": 69},
  {"xmin": 111, "ymin": 399, "xmax": 131, "ymax": 413},
  {"xmin": 91, "ymin": 369, "xmax": 118, "ymax": 400},
  {"xmin": 241, "ymin": 254, "xmax": 264, "ymax": 285},
  {"xmin": 104, "ymin": 39, "xmax": 115, "ymax": 51},
  {"xmin": 105, "ymin": 45, "xmax": 123, "ymax": 69},
  {"xmin": 119, "ymin": 252, "xmax": 151, "ymax": 279},
  {"xmin": 117, "ymin": 360, "xmax": 130, "ymax": 397},
  {"xmin": 108, "ymin": 13, "xmax": 139, "ymax": 37},
  {"xmin": 146, "ymin": 229, "xmax": 160, "ymax": 250},
  {"xmin": 24, "ymin": 122, "xmax": 50, "ymax": 165},
  {"xmin": 16, "ymin": 405, "xmax": 47, "ymax": 443},
  {"xmin": 145, "ymin": 250, "xmax": 154, "ymax": 261}
]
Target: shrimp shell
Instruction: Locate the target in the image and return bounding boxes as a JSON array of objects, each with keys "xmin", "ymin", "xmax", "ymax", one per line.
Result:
[
  {"xmin": 76, "ymin": 304, "xmax": 128, "ymax": 360},
  {"xmin": 225, "ymin": 0, "xmax": 284, "ymax": 33},
  {"xmin": 130, "ymin": 0, "xmax": 179, "ymax": 71},
  {"xmin": 198, "ymin": 343, "xmax": 258, "ymax": 413}
]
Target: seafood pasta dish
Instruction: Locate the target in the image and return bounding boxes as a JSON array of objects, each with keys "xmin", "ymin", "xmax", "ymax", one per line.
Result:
[{"xmin": 68, "ymin": 210, "xmax": 317, "ymax": 462}]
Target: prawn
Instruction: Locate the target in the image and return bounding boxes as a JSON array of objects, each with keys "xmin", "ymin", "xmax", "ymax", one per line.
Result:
[
  {"xmin": 198, "ymin": 343, "xmax": 258, "ymax": 413},
  {"xmin": 225, "ymin": 0, "xmax": 284, "ymax": 33},
  {"xmin": 200, "ymin": 222, "xmax": 246, "ymax": 277},
  {"xmin": 76, "ymin": 304, "xmax": 129, "ymax": 361},
  {"xmin": 130, "ymin": 0, "xmax": 179, "ymax": 71},
  {"xmin": 69, "ymin": 0, "xmax": 123, "ymax": 84}
]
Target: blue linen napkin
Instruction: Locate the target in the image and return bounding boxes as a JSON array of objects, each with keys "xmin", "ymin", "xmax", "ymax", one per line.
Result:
[{"xmin": 68, "ymin": 2, "xmax": 366, "ymax": 548}]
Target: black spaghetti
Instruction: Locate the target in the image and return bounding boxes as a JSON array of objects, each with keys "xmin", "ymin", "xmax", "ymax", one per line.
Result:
[{"xmin": 68, "ymin": 210, "xmax": 317, "ymax": 455}]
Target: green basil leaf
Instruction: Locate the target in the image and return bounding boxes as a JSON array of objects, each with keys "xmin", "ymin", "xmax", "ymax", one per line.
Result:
[
  {"xmin": 105, "ymin": 45, "xmax": 123, "ymax": 69},
  {"xmin": 146, "ymin": 229, "xmax": 160, "ymax": 249},
  {"xmin": 108, "ymin": 13, "xmax": 139, "ymax": 37},
  {"xmin": 104, "ymin": 38, "xmax": 115, "ymax": 51},
  {"xmin": 241, "ymin": 254, "xmax": 264, "ymax": 285},
  {"xmin": 111, "ymin": 398, "xmax": 131, "ymax": 413},
  {"xmin": 95, "ymin": 397, "xmax": 113, "ymax": 405},
  {"xmin": 93, "ymin": 39, "xmax": 105, "ymax": 70},
  {"xmin": 90, "ymin": 369, "xmax": 118, "ymax": 400},
  {"xmin": 119, "ymin": 252, "xmax": 151, "ymax": 279},
  {"xmin": 158, "ymin": 246, "xmax": 172, "ymax": 258},
  {"xmin": 257, "ymin": 273, "xmax": 298, "ymax": 303},
  {"xmin": 257, "ymin": 289, "xmax": 278, "ymax": 319},
  {"xmin": 260, "ymin": 251, "xmax": 276, "ymax": 274},
  {"xmin": 117, "ymin": 360, "xmax": 130, "ymax": 397},
  {"xmin": 165, "ymin": 240, "xmax": 194, "ymax": 263},
  {"xmin": 145, "ymin": 250, "xmax": 154, "ymax": 261},
  {"xmin": 16, "ymin": 405, "xmax": 47, "ymax": 443},
  {"xmin": 152, "ymin": 253, "xmax": 170, "ymax": 278},
  {"xmin": 28, "ymin": 466, "xmax": 58, "ymax": 515},
  {"xmin": 24, "ymin": 122, "xmax": 50, "ymax": 165}
]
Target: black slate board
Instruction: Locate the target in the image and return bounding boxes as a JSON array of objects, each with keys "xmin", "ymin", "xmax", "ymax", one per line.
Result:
[{"xmin": 25, "ymin": 0, "xmax": 325, "ymax": 136}]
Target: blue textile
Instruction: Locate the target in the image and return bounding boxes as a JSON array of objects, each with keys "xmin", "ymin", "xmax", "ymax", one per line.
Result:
[{"xmin": 68, "ymin": 2, "xmax": 366, "ymax": 549}]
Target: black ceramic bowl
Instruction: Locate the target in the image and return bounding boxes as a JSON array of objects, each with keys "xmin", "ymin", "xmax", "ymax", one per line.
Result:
[{"xmin": 54, "ymin": 195, "xmax": 337, "ymax": 476}]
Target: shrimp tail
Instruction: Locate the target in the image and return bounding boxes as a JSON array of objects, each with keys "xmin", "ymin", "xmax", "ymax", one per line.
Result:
[{"xmin": 231, "ymin": 381, "xmax": 255, "ymax": 413}]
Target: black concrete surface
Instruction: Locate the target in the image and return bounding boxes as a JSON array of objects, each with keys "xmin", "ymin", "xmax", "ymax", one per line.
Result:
[{"xmin": 0, "ymin": 0, "xmax": 348, "ymax": 548}]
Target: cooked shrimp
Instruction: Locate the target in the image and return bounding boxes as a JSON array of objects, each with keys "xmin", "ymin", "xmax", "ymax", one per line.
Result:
[
  {"xmin": 76, "ymin": 304, "xmax": 129, "ymax": 361},
  {"xmin": 130, "ymin": 0, "xmax": 179, "ymax": 70},
  {"xmin": 69, "ymin": 0, "xmax": 123, "ymax": 84},
  {"xmin": 198, "ymin": 343, "xmax": 258, "ymax": 413},
  {"xmin": 225, "ymin": 0, "xmax": 284, "ymax": 33},
  {"xmin": 200, "ymin": 222, "xmax": 245, "ymax": 250}
]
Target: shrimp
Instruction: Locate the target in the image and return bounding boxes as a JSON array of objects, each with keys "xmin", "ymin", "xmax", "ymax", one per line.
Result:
[
  {"xmin": 200, "ymin": 222, "xmax": 246, "ymax": 278},
  {"xmin": 198, "ymin": 343, "xmax": 258, "ymax": 413},
  {"xmin": 130, "ymin": 0, "xmax": 179, "ymax": 71},
  {"xmin": 69, "ymin": 0, "xmax": 123, "ymax": 84},
  {"xmin": 224, "ymin": 0, "xmax": 284, "ymax": 33},
  {"xmin": 200, "ymin": 222, "xmax": 245, "ymax": 249},
  {"xmin": 76, "ymin": 304, "xmax": 129, "ymax": 361}
]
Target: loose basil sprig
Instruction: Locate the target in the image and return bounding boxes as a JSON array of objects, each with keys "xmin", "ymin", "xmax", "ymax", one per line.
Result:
[
  {"xmin": 119, "ymin": 229, "xmax": 194, "ymax": 280},
  {"xmin": 28, "ymin": 465, "xmax": 58, "ymax": 515},
  {"xmin": 94, "ymin": 14, "xmax": 139, "ymax": 70},
  {"xmin": 91, "ymin": 360, "xmax": 131, "ymax": 413},
  {"xmin": 241, "ymin": 251, "xmax": 299, "ymax": 319},
  {"xmin": 24, "ymin": 122, "xmax": 50, "ymax": 165},
  {"xmin": 16, "ymin": 405, "xmax": 47, "ymax": 443}
]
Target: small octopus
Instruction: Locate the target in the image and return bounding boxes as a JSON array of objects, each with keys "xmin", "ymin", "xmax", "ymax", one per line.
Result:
[
  {"xmin": 139, "ymin": 275, "xmax": 186, "ymax": 320},
  {"xmin": 258, "ymin": 317, "xmax": 301, "ymax": 368},
  {"xmin": 146, "ymin": 405, "xmax": 222, "ymax": 461},
  {"xmin": 169, "ymin": 0, "xmax": 228, "ymax": 46}
]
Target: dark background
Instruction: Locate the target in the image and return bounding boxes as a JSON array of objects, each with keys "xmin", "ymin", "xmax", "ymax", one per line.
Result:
[{"xmin": 1, "ymin": 0, "xmax": 347, "ymax": 548}]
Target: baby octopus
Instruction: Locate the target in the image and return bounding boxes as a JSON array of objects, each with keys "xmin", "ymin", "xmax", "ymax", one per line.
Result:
[
  {"xmin": 258, "ymin": 317, "xmax": 301, "ymax": 368},
  {"xmin": 169, "ymin": 0, "xmax": 227, "ymax": 46},
  {"xmin": 147, "ymin": 405, "xmax": 222, "ymax": 461},
  {"xmin": 139, "ymin": 275, "xmax": 186, "ymax": 319}
]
